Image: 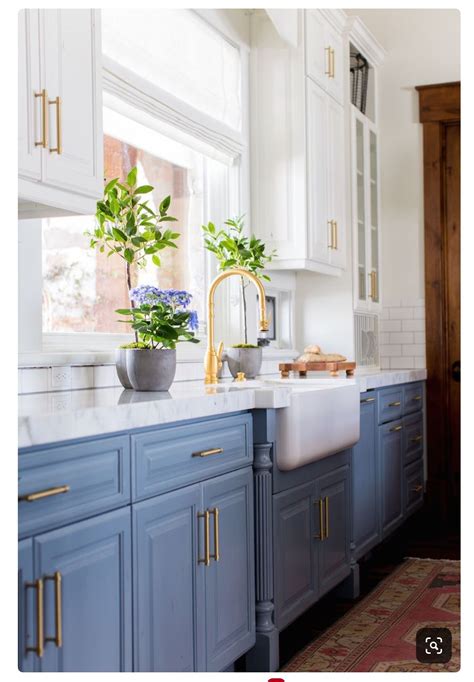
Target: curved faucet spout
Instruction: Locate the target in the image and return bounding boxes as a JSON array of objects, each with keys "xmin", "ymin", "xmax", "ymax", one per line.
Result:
[{"xmin": 204, "ymin": 268, "xmax": 269, "ymax": 384}]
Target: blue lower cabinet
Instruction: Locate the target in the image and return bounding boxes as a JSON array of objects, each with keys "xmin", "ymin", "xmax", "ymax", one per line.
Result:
[
  {"xmin": 133, "ymin": 484, "xmax": 205, "ymax": 672},
  {"xmin": 273, "ymin": 482, "xmax": 318, "ymax": 630},
  {"xmin": 404, "ymin": 459, "xmax": 424, "ymax": 516},
  {"xmin": 352, "ymin": 393, "xmax": 380, "ymax": 559},
  {"xmin": 379, "ymin": 421, "xmax": 404, "ymax": 537},
  {"xmin": 18, "ymin": 539, "xmax": 35, "ymax": 672},
  {"xmin": 203, "ymin": 468, "xmax": 255, "ymax": 671},
  {"xmin": 33, "ymin": 508, "xmax": 132, "ymax": 672},
  {"xmin": 317, "ymin": 465, "xmax": 351, "ymax": 596}
]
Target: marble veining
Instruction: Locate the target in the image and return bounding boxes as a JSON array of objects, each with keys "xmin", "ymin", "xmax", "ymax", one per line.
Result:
[{"xmin": 18, "ymin": 369, "xmax": 426, "ymax": 449}]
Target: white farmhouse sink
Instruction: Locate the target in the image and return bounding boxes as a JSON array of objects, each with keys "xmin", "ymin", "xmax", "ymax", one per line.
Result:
[{"xmin": 264, "ymin": 379, "xmax": 360, "ymax": 470}]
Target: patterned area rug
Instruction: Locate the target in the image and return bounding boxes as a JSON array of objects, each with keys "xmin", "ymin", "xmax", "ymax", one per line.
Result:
[{"xmin": 283, "ymin": 558, "xmax": 460, "ymax": 672}]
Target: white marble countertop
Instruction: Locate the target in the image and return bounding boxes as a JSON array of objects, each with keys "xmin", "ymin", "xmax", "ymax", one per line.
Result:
[{"xmin": 18, "ymin": 368, "xmax": 426, "ymax": 449}]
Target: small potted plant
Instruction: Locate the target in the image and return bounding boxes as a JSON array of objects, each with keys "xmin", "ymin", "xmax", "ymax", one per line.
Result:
[
  {"xmin": 202, "ymin": 216, "xmax": 276, "ymax": 379},
  {"xmin": 87, "ymin": 167, "xmax": 181, "ymax": 388},
  {"xmin": 116, "ymin": 286, "xmax": 199, "ymax": 391}
]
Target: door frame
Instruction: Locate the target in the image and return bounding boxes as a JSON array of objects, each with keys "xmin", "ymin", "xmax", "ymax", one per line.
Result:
[{"xmin": 416, "ymin": 81, "xmax": 460, "ymax": 524}]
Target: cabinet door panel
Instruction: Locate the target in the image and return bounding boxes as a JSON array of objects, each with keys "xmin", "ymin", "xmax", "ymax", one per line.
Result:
[
  {"xmin": 305, "ymin": 10, "xmax": 327, "ymax": 89},
  {"xmin": 404, "ymin": 459, "xmax": 424, "ymax": 516},
  {"xmin": 327, "ymin": 95, "xmax": 346, "ymax": 268},
  {"xmin": 34, "ymin": 507, "xmax": 132, "ymax": 672},
  {"xmin": 352, "ymin": 395, "xmax": 380, "ymax": 558},
  {"xmin": 203, "ymin": 468, "xmax": 255, "ymax": 672},
  {"xmin": 42, "ymin": 9, "xmax": 102, "ymax": 198},
  {"xmin": 306, "ymin": 80, "xmax": 329, "ymax": 265},
  {"xmin": 133, "ymin": 485, "xmax": 204, "ymax": 672},
  {"xmin": 19, "ymin": 539, "xmax": 36, "ymax": 672},
  {"xmin": 317, "ymin": 465, "xmax": 351, "ymax": 596},
  {"xmin": 273, "ymin": 481, "xmax": 317, "ymax": 629},
  {"xmin": 18, "ymin": 9, "xmax": 42, "ymax": 181},
  {"xmin": 379, "ymin": 422, "xmax": 404, "ymax": 537},
  {"xmin": 325, "ymin": 24, "xmax": 344, "ymax": 105}
]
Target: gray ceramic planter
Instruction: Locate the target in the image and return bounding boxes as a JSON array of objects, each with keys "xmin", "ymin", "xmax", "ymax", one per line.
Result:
[
  {"xmin": 224, "ymin": 347, "xmax": 262, "ymax": 379},
  {"xmin": 125, "ymin": 348, "xmax": 177, "ymax": 391},
  {"xmin": 115, "ymin": 348, "xmax": 133, "ymax": 389}
]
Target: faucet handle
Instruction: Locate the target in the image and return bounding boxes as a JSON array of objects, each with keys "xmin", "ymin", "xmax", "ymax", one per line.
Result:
[
  {"xmin": 217, "ymin": 341, "xmax": 224, "ymax": 371},
  {"xmin": 236, "ymin": 372, "xmax": 246, "ymax": 382}
]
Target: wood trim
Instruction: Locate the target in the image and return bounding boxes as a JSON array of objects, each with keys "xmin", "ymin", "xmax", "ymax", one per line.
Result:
[
  {"xmin": 417, "ymin": 81, "xmax": 460, "ymax": 525},
  {"xmin": 416, "ymin": 81, "xmax": 460, "ymax": 123}
]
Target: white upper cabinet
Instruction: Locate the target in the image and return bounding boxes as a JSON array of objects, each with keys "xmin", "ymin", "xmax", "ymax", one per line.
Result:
[
  {"xmin": 250, "ymin": 9, "xmax": 347, "ymax": 275},
  {"xmin": 305, "ymin": 10, "xmax": 344, "ymax": 106},
  {"xmin": 18, "ymin": 9, "xmax": 103, "ymax": 216}
]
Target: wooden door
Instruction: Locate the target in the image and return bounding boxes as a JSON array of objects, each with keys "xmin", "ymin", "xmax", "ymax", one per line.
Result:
[
  {"xmin": 203, "ymin": 468, "xmax": 255, "ymax": 672},
  {"xmin": 34, "ymin": 508, "xmax": 132, "ymax": 672},
  {"xmin": 133, "ymin": 484, "xmax": 204, "ymax": 672},
  {"xmin": 417, "ymin": 82, "xmax": 460, "ymax": 528}
]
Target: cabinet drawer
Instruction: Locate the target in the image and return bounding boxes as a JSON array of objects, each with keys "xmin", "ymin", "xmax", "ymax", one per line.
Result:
[
  {"xmin": 132, "ymin": 414, "xmax": 253, "ymax": 500},
  {"xmin": 403, "ymin": 382, "xmax": 424, "ymax": 415},
  {"xmin": 19, "ymin": 435, "xmax": 130, "ymax": 538},
  {"xmin": 404, "ymin": 460, "xmax": 424, "ymax": 516},
  {"xmin": 378, "ymin": 387, "xmax": 403, "ymax": 424},
  {"xmin": 403, "ymin": 412, "xmax": 424, "ymax": 464}
]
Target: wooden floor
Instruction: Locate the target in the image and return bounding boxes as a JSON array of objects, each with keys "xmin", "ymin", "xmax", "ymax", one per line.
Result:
[{"xmin": 279, "ymin": 508, "xmax": 460, "ymax": 668}]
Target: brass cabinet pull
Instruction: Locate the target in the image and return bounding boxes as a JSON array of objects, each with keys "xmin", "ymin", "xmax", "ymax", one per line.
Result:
[
  {"xmin": 192, "ymin": 447, "xmax": 224, "ymax": 458},
  {"xmin": 48, "ymin": 96, "xmax": 62, "ymax": 154},
  {"xmin": 333, "ymin": 221, "xmax": 338, "ymax": 250},
  {"xmin": 412, "ymin": 395, "xmax": 422, "ymax": 401},
  {"xmin": 390, "ymin": 424, "xmax": 403, "ymax": 432},
  {"xmin": 388, "ymin": 401, "xmax": 401, "ymax": 407},
  {"xmin": 44, "ymin": 572, "xmax": 62, "ymax": 648},
  {"xmin": 368, "ymin": 271, "xmax": 377, "ymax": 299},
  {"xmin": 412, "ymin": 484, "xmax": 423, "ymax": 493},
  {"xmin": 325, "ymin": 496, "xmax": 329, "ymax": 538},
  {"xmin": 330, "ymin": 47, "xmax": 335, "ymax": 78},
  {"xmin": 198, "ymin": 511, "xmax": 210, "ymax": 566},
  {"xmin": 327, "ymin": 220, "xmax": 334, "ymax": 249},
  {"xmin": 325, "ymin": 47, "xmax": 331, "ymax": 75},
  {"xmin": 314, "ymin": 499, "xmax": 324, "ymax": 540},
  {"xmin": 26, "ymin": 579, "xmax": 44, "ymax": 658},
  {"xmin": 368, "ymin": 272, "xmax": 373, "ymax": 298},
  {"xmin": 34, "ymin": 90, "xmax": 48, "ymax": 148},
  {"xmin": 361, "ymin": 397, "xmax": 375, "ymax": 403},
  {"xmin": 209, "ymin": 508, "xmax": 220, "ymax": 562},
  {"xmin": 410, "ymin": 435, "xmax": 422, "ymax": 443},
  {"xmin": 19, "ymin": 485, "xmax": 70, "ymax": 503}
]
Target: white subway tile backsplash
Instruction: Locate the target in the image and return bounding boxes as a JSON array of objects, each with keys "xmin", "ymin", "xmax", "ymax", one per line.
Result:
[
  {"xmin": 380, "ymin": 319, "xmax": 402, "ymax": 332},
  {"xmin": 379, "ymin": 332, "xmax": 390, "ymax": 345},
  {"xmin": 379, "ymin": 344, "xmax": 402, "ymax": 357},
  {"xmin": 402, "ymin": 344, "xmax": 425, "ymax": 357},
  {"xmin": 414, "ymin": 332, "xmax": 426, "ymax": 344},
  {"xmin": 380, "ymin": 356, "xmax": 390, "ymax": 369},
  {"xmin": 49, "ymin": 366, "xmax": 72, "ymax": 391},
  {"xmin": 71, "ymin": 366, "xmax": 95, "ymax": 390},
  {"xmin": 390, "ymin": 356, "xmax": 415, "ymax": 369},
  {"xmin": 413, "ymin": 307, "xmax": 426, "ymax": 320},
  {"xmin": 389, "ymin": 332, "xmax": 414, "ymax": 344},
  {"xmin": 389, "ymin": 307, "xmax": 414, "ymax": 320},
  {"xmin": 414, "ymin": 357, "xmax": 427, "ymax": 368},
  {"xmin": 22, "ymin": 368, "xmax": 49, "ymax": 393},
  {"xmin": 402, "ymin": 319, "xmax": 425, "ymax": 332},
  {"xmin": 93, "ymin": 365, "xmax": 118, "ymax": 388}
]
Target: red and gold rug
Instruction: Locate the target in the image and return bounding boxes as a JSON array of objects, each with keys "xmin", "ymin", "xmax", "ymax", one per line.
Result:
[{"xmin": 283, "ymin": 558, "xmax": 460, "ymax": 672}]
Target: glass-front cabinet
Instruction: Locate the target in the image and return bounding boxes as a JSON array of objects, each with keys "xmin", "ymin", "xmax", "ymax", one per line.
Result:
[{"xmin": 351, "ymin": 105, "xmax": 382, "ymax": 312}]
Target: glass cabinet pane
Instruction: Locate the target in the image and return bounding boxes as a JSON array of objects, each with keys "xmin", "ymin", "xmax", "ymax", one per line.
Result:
[
  {"xmin": 369, "ymin": 130, "xmax": 379, "ymax": 303},
  {"xmin": 356, "ymin": 118, "xmax": 366, "ymax": 302}
]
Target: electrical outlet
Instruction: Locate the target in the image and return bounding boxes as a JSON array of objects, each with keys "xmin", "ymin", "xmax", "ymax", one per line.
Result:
[{"xmin": 50, "ymin": 366, "xmax": 72, "ymax": 391}]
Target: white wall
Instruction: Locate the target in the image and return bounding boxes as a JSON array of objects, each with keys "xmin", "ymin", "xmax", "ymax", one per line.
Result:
[{"xmin": 345, "ymin": 8, "xmax": 460, "ymax": 304}]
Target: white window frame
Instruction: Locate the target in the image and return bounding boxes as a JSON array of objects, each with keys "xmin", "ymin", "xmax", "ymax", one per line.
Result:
[{"xmin": 19, "ymin": 9, "xmax": 251, "ymax": 363}]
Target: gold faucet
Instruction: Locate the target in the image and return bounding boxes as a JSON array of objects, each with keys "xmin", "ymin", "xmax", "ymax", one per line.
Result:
[{"xmin": 204, "ymin": 268, "xmax": 269, "ymax": 384}]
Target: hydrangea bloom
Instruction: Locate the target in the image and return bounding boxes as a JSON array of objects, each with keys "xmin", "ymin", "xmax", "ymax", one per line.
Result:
[
  {"xmin": 188, "ymin": 310, "xmax": 199, "ymax": 331},
  {"xmin": 129, "ymin": 285, "xmax": 192, "ymax": 309}
]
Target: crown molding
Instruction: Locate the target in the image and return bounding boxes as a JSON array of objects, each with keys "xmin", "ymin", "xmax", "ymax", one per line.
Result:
[{"xmin": 345, "ymin": 16, "xmax": 386, "ymax": 67}]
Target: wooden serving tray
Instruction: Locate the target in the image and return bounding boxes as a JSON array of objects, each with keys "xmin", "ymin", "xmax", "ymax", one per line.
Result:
[{"xmin": 279, "ymin": 361, "xmax": 356, "ymax": 378}]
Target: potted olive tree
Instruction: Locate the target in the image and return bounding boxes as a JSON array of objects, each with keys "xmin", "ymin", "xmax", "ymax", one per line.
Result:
[
  {"xmin": 202, "ymin": 216, "xmax": 276, "ymax": 378},
  {"xmin": 87, "ymin": 167, "xmax": 189, "ymax": 389}
]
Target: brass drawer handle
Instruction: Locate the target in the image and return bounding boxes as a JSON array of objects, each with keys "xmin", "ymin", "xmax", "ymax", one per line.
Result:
[
  {"xmin": 325, "ymin": 46, "xmax": 331, "ymax": 76},
  {"xmin": 388, "ymin": 401, "xmax": 401, "ymax": 407},
  {"xmin": 26, "ymin": 578, "xmax": 44, "ymax": 658},
  {"xmin": 410, "ymin": 435, "xmax": 422, "ymax": 443},
  {"xmin": 412, "ymin": 395, "xmax": 422, "ymax": 401},
  {"xmin": 34, "ymin": 89, "xmax": 48, "ymax": 148},
  {"xmin": 19, "ymin": 485, "xmax": 70, "ymax": 502},
  {"xmin": 361, "ymin": 397, "xmax": 375, "ymax": 403},
  {"xmin": 327, "ymin": 220, "xmax": 334, "ymax": 249},
  {"xmin": 192, "ymin": 447, "xmax": 224, "ymax": 458},
  {"xmin": 48, "ymin": 96, "xmax": 62, "ymax": 154},
  {"xmin": 44, "ymin": 572, "xmax": 62, "ymax": 648},
  {"xmin": 333, "ymin": 220, "xmax": 338, "ymax": 250},
  {"xmin": 313, "ymin": 499, "xmax": 324, "ymax": 540},
  {"xmin": 325, "ymin": 496, "xmax": 329, "ymax": 538},
  {"xmin": 198, "ymin": 511, "xmax": 210, "ymax": 566},
  {"xmin": 330, "ymin": 47, "xmax": 335, "ymax": 78},
  {"xmin": 390, "ymin": 425, "xmax": 403, "ymax": 432},
  {"xmin": 412, "ymin": 484, "xmax": 423, "ymax": 493},
  {"xmin": 209, "ymin": 508, "xmax": 220, "ymax": 562}
]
